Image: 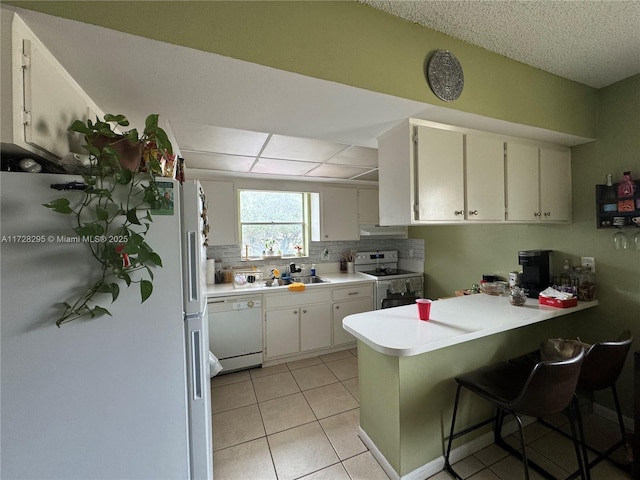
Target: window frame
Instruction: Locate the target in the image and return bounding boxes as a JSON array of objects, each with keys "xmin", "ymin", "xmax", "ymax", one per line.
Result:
[{"xmin": 238, "ymin": 189, "xmax": 311, "ymax": 260}]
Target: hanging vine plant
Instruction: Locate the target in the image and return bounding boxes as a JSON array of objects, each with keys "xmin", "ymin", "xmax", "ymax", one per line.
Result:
[{"xmin": 44, "ymin": 113, "xmax": 173, "ymax": 326}]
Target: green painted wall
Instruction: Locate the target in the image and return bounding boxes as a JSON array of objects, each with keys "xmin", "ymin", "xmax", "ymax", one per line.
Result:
[
  {"xmin": 411, "ymin": 73, "xmax": 640, "ymax": 416},
  {"xmin": 8, "ymin": 0, "xmax": 597, "ymax": 138}
]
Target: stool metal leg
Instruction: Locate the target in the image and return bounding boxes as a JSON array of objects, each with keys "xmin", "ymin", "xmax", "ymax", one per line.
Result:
[{"xmin": 444, "ymin": 384, "xmax": 463, "ymax": 478}]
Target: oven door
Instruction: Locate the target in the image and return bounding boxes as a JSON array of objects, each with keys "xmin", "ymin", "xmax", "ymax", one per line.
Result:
[{"xmin": 375, "ymin": 276, "xmax": 423, "ymax": 309}]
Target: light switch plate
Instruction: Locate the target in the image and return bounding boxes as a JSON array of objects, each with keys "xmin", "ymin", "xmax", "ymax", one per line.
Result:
[{"xmin": 581, "ymin": 256, "xmax": 595, "ymax": 273}]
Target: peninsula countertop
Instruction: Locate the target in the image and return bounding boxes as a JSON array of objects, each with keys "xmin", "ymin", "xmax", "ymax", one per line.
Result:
[{"xmin": 343, "ymin": 293, "xmax": 598, "ymax": 357}]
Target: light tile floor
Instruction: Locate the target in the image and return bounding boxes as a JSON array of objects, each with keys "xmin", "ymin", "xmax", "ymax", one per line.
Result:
[{"xmin": 211, "ymin": 349, "xmax": 633, "ymax": 480}]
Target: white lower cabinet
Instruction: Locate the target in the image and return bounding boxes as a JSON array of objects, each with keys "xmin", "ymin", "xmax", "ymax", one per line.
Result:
[
  {"xmin": 332, "ymin": 285, "xmax": 373, "ymax": 346},
  {"xmin": 263, "ymin": 289, "xmax": 332, "ymax": 361},
  {"xmin": 264, "ymin": 309, "xmax": 300, "ymax": 358},
  {"xmin": 263, "ymin": 283, "xmax": 374, "ymax": 361},
  {"xmin": 300, "ymin": 304, "xmax": 332, "ymax": 351}
]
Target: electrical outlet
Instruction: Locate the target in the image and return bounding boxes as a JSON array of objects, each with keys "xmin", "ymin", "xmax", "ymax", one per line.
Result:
[{"xmin": 581, "ymin": 256, "xmax": 595, "ymax": 273}]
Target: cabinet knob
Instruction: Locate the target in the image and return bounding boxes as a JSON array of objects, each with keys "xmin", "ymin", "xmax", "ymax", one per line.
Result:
[
  {"xmin": 302, "ymin": 309, "xmax": 307, "ymax": 314},
  {"xmin": 293, "ymin": 310, "xmax": 298, "ymax": 314},
  {"xmin": 454, "ymin": 210, "xmax": 464, "ymax": 216},
  {"xmin": 534, "ymin": 212, "xmax": 542, "ymax": 217},
  {"xmin": 544, "ymin": 211, "xmax": 551, "ymax": 217},
  {"xmin": 335, "ymin": 306, "xmax": 340, "ymax": 310},
  {"xmin": 469, "ymin": 210, "xmax": 478, "ymax": 216}
]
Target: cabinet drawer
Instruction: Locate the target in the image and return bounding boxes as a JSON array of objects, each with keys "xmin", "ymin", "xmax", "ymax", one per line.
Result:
[
  {"xmin": 265, "ymin": 290, "xmax": 332, "ymax": 309},
  {"xmin": 332, "ymin": 285, "xmax": 373, "ymax": 301}
]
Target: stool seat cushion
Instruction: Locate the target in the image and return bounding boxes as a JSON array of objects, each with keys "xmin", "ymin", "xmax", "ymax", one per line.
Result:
[{"xmin": 456, "ymin": 349, "xmax": 584, "ymax": 418}]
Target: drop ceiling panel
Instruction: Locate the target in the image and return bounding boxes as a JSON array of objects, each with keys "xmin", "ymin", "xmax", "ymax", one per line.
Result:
[
  {"xmin": 327, "ymin": 146, "xmax": 378, "ymax": 167},
  {"xmin": 171, "ymin": 121, "xmax": 268, "ymax": 156},
  {"xmin": 183, "ymin": 151, "xmax": 255, "ymax": 173},
  {"xmin": 261, "ymin": 134, "xmax": 349, "ymax": 162},
  {"xmin": 352, "ymin": 170, "xmax": 379, "ymax": 182},
  {"xmin": 305, "ymin": 164, "xmax": 374, "ymax": 179},
  {"xmin": 251, "ymin": 158, "xmax": 321, "ymax": 175}
]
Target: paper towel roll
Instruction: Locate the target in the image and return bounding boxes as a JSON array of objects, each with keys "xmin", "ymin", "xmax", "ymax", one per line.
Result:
[{"xmin": 206, "ymin": 259, "xmax": 216, "ymax": 285}]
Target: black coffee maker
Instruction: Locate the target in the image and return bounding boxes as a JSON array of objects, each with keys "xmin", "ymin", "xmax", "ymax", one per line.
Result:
[{"xmin": 518, "ymin": 250, "xmax": 552, "ymax": 298}]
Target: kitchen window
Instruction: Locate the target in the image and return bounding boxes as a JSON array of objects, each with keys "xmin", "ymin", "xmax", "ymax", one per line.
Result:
[{"xmin": 239, "ymin": 190, "xmax": 311, "ymax": 258}]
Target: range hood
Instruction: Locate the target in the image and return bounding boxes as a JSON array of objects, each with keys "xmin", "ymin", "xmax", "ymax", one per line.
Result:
[{"xmin": 359, "ymin": 224, "xmax": 408, "ymax": 238}]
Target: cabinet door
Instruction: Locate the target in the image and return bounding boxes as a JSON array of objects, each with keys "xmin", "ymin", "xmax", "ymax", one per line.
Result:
[
  {"xmin": 415, "ymin": 126, "xmax": 464, "ymax": 221},
  {"xmin": 357, "ymin": 188, "xmax": 379, "ymax": 225},
  {"xmin": 540, "ymin": 148, "xmax": 571, "ymax": 222},
  {"xmin": 333, "ymin": 297, "xmax": 373, "ymax": 346},
  {"xmin": 265, "ymin": 309, "xmax": 299, "ymax": 359},
  {"xmin": 505, "ymin": 142, "xmax": 540, "ymax": 221},
  {"xmin": 321, "ymin": 187, "xmax": 358, "ymax": 240},
  {"xmin": 199, "ymin": 180, "xmax": 237, "ymax": 245},
  {"xmin": 465, "ymin": 134, "xmax": 505, "ymax": 221},
  {"xmin": 300, "ymin": 303, "xmax": 332, "ymax": 351}
]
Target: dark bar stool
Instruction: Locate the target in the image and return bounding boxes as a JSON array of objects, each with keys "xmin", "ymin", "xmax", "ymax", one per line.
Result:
[
  {"xmin": 537, "ymin": 331, "xmax": 633, "ymax": 478},
  {"xmin": 444, "ymin": 346, "xmax": 587, "ymax": 480}
]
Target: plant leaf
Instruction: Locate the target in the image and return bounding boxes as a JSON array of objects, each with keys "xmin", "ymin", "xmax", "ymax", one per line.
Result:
[
  {"xmin": 68, "ymin": 120, "xmax": 93, "ymax": 135},
  {"xmin": 75, "ymin": 223, "xmax": 104, "ymax": 237},
  {"xmin": 43, "ymin": 198, "xmax": 72, "ymax": 214},
  {"xmin": 97, "ymin": 282, "xmax": 120, "ymax": 303},
  {"xmin": 126, "ymin": 208, "xmax": 141, "ymax": 225},
  {"xmin": 95, "ymin": 206, "xmax": 109, "ymax": 221},
  {"xmin": 115, "ymin": 169, "xmax": 133, "ymax": 185},
  {"xmin": 92, "ymin": 305, "xmax": 112, "ymax": 317},
  {"xmin": 148, "ymin": 252, "xmax": 163, "ymax": 267},
  {"xmin": 104, "ymin": 114, "xmax": 129, "ymax": 126},
  {"xmin": 140, "ymin": 280, "xmax": 153, "ymax": 303}
]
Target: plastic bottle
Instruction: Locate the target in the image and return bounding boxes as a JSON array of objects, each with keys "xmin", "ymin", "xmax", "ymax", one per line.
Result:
[
  {"xmin": 618, "ymin": 171, "xmax": 635, "ymax": 198},
  {"xmin": 311, "ymin": 264, "xmax": 316, "ymax": 276}
]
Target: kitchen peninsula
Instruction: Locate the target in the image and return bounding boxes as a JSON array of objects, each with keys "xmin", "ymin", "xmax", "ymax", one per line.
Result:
[{"xmin": 343, "ymin": 294, "xmax": 598, "ymax": 480}]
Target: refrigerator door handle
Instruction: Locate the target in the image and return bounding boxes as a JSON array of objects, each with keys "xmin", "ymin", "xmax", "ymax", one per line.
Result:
[
  {"xmin": 190, "ymin": 328, "xmax": 203, "ymax": 400},
  {"xmin": 186, "ymin": 231, "xmax": 200, "ymax": 303}
]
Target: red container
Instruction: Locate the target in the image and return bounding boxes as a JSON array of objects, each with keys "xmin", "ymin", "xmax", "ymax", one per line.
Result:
[{"xmin": 538, "ymin": 296, "xmax": 578, "ymax": 308}]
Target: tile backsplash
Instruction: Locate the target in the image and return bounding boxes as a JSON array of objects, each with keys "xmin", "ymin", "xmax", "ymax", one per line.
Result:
[{"xmin": 207, "ymin": 238, "xmax": 425, "ymax": 272}]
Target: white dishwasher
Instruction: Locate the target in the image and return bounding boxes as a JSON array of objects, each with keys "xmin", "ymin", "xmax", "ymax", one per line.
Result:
[{"xmin": 207, "ymin": 296, "xmax": 263, "ymax": 373}]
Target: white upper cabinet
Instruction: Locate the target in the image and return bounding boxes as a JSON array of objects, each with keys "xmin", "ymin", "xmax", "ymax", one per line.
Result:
[
  {"xmin": 1, "ymin": 11, "xmax": 102, "ymax": 161},
  {"xmin": 378, "ymin": 119, "xmax": 570, "ymax": 225},
  {"xmin": 415, "ymin": 126, "xmax": 464, "ymax": 221},
  {"xmin": 539, "ymin": 147, "xmax": 572, "ymax": 222},
  {"xmin": 465, "ymin": 134, "xmax": 505, "ymax": 221},
  {"xmin": 199, "ymin": 180, "xmax": 237, "ymax": 245},
  {"xmin": 321, "ymin": 186, "xmax": 359, "ymax": 240},
  {"xmin": 357, "ymin": 188, "xmax": 379, "ymax": 224},
  {"xmin": 505, "ymin": 142, "xmax": 571, "ymax": 223}
]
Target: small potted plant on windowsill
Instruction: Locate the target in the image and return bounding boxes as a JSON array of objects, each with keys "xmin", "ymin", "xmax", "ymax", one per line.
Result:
[
  {"xmin": 294, "ymin": 245, "xmax": 303, "ymax": 257},
  {"xmin": 262, "ymin": 239, "xmax": 281, "ymax": 259}
]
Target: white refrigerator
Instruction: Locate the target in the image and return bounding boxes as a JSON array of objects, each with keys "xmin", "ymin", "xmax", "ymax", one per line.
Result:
[{"xmin": 0, "ymin": 172, "xmax": 212, "ymax": 479}]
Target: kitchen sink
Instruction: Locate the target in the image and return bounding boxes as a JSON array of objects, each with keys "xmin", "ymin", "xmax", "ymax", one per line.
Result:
[{"xmin": 291, "ymin": 275, "xmax": 330, "ymax": 284}]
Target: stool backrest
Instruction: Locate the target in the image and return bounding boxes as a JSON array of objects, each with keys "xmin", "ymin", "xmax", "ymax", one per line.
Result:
[
  {"xmin": 510, "ymin": 346, "xmax": 584, "ymax": 418},
  {"xmin": 579, "ymin": 330, "xmax": 632, "ymax": 391}
]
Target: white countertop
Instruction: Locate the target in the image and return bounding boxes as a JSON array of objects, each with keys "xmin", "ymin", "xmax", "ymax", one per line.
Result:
[
  {"xmin": 206, "ymin": 272, "xmax": 374, "ymax": 299},
  {"xmin": 343, "ymin": 293, "xmax": 598, "ymax": 357}
]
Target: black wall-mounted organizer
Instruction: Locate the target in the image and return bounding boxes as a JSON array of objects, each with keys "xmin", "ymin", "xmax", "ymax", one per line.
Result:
[{"xmin": 595, "ymin": 179, "xmax": 640, "ymax": 228}]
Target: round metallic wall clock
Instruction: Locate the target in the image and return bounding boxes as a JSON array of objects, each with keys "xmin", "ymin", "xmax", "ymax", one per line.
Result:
[{"xmin": 426, "ymin": 50, "xmax": 464, "ymax": 102}]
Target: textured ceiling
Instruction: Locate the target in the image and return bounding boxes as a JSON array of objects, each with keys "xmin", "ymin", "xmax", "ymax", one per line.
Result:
[{"xmin": 360, "ymin": 0, "xmax": 640, "ymax": 88}]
